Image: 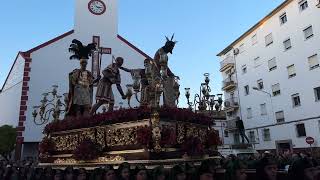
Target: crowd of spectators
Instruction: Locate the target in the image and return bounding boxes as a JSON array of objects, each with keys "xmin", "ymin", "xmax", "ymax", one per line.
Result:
[{"xmin": 1, "ymin": 151, "xmax": 320, "ymax": 180}]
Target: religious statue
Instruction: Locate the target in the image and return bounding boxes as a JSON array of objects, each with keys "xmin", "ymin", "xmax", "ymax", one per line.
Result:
[
  {"xmin": 152, "ymin": 34, "xmax": 179, "ymax": 107},
  {"xmin": 120, "ymin": 59, "xmax": 151, "ymax": 107},
  {"xmin": 66, "ymin": 39, "xmax": 98, "ymax": 117},
  {"xmin": 90, "ymin": 57, "xmax": 128, "ymax": 114}
]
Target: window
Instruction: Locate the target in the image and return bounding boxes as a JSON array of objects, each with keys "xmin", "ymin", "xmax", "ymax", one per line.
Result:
[
  {"xmin": 279, "ymin": 13, "xmax": 287, "ymax": 25},
  {"xmin": 242, "ymin": 65, "xmax": 247, "ymax": 74},
  {"xmin": 296, "ymin": 123, "xmax": 306, "ymax": 137},
  {"xmin": 224, "ymin": 130, "xmax": 229, "ymax": 137},
  {"xmin": 244, "ymin": 85, "xmax": 249, "ymax": 95},
  {"xmin": 272, "ymin": 83, "xmax": 281, "ymax": 96},
  {"xmin": 263, "ymin": 129, "xmax": 271, "ymax": 141},
  {"xmin": 252, "ymin": 34, "xmax": 258, "ymax": 45},
  {"xmin": 276, "ymin": 111, "xmax": 285, "ymax": 123},
  {"xmin": 287, "ymin": 64, "xmax": 296, "ymax": 78},
  {"xmin": 303, "ymin": 26, "xmax": 313, "ymax": 39},
  {"xmin": 268, "ymin": 58, "xmax": 277, "ymax": 71},
  {"xmin": 249, "ymin": 131, "xmax": 255, "ymax": 143},
  {"xmin": 308, "ymin": 54, "xmax": 319, "ymax": 70},
  {"xmin": 247, "ymin": 108, "xmax": 252, "ymax": 119},
  {"xmin": 239, "ymin": 43, "xmax": 245, "ymax": 53},
  {"xmin": 254, "ymin": 56, "xmax": 261, "ymax": 67},
  {"xmin": 314, "ymin": 87, "xmax": 320, "ymax": 101},
  {"xmin": 299, "ymin": 0, "xmax": 308, "ymax": 11},
  {"xmin": 292, "ymin": 93, "xmax": 301, "ymax": 107},
  {"xmin": 257, "ymin": 79, "xmax": 264, "ymax": 89},
  {"xmin": 283, "ymin": 38, "xmax": 292, "ymax": 50},
  {"xmin": 260, "ymin": 103, "xmax": 267, "ymax": 115},
  {"xmin": 265, "ymin": 33, "xmax": 273, "ymax": 46}
]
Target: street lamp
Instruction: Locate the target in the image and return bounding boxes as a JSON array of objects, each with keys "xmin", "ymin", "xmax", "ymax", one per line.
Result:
[
  {"xmin": 252, "ymin": 87, "xmax": 276, "ymax": 122},
  {"xmin": 185, "ymin": 73, "xmax": 223, "ymax": 113}
]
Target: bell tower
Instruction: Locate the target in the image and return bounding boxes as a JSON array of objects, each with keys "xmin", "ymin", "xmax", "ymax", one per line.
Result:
[{"xmin": 74, "ymin": 0, "xmax": 118, "ymax": 42}]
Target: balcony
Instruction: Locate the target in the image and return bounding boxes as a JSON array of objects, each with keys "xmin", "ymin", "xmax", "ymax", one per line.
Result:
[
  {"xmin": 222, "ymin": 77, "xmax": 237, "ymax": 92},
  {"xmin": 220, "ymin": 56, "xmax": 235, "ymax": 72},
  {"xmin": 224, "ymin": 97, "xmax": 239, "ymax": 112},
  {"xmin": 225, "ymin": 118, "xmax": 238, "ymax": 132}
]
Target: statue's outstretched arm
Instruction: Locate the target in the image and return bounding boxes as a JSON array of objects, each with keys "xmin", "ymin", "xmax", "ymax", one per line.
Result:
[{"xmin": 119, "ymin": 66, "xmax": 131, "ymax": 73}]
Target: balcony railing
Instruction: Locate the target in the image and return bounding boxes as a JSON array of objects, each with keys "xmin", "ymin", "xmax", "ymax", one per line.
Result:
[
  {"xmin": 220, "ymin": 56, "xmax": 235, "ymax": 72},
  {"xmin": 222, "ymin": 77, "xmax": 237, "ymax": 91}
]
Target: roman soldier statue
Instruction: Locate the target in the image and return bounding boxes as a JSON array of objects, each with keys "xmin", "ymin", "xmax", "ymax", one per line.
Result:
[{"xmin": 67, "ymin": 39, "xmax": 97, "ymax": 117}]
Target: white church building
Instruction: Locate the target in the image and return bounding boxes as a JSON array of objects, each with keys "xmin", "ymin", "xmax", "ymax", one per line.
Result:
[{"xmin": 0, "ymin": 0, "xmax": 153, "ymax": 160}]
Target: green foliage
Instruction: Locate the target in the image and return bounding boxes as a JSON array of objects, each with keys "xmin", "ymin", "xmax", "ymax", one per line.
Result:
[{"xmin": 0, "ymin": 125, "xmax": 17, "ymax": 158}]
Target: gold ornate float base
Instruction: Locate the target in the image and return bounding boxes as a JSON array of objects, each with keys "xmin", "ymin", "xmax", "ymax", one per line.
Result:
[{"xmin": 40, "ymin": 110, "xmax": 219, "ymax": 167}]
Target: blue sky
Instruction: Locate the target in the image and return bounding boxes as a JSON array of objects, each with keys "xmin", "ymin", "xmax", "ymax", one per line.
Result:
[{"xmin": 0, "ymin": 0, "xmax": 284, "ymax": 106}]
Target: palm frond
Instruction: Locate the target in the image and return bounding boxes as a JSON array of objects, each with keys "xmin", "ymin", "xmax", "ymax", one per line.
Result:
[
  {"xmin": 68, "ymin": 47, "xmax": 79, "ymax": 53},
  {"xmin": 69, "ymin": 54, "xmax": 80, "ymax": 60},
  {"xmin": 71, "ymin": 39, "xmax": 83, "ymax": 48}
]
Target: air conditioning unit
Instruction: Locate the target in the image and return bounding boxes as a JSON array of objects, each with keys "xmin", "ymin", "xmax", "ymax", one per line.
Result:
[{"xmin": 233, "ymin": 48, "xmax": 240, "ymax": 55}]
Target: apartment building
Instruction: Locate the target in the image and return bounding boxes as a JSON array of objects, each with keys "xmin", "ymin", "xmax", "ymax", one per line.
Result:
[{"xmin": 217, "ymin": 0, "xmax": 320, "ymax": 153}]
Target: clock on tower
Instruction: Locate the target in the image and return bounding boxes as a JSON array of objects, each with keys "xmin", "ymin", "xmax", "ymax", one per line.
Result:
[{"xmin": 88, "ymin": 0, "xmax": 106, "ymax": 15}]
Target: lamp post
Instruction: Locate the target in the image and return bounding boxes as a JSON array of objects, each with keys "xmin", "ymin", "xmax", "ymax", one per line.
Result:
[
  {"xmin": 252, "ymin": 87, "xmax": 276, "ymax": 122},
  {"xmin": 32, "ymin": 85, "xmax": 67, "ymax": 125},
  {"xmin": 185, "ymin": 73, "xmax": 223, "ymax": 113}
]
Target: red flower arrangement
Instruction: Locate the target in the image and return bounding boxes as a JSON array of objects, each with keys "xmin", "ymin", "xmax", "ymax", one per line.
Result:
[
  {"xmin": 160, "ymin": 126, "xmax": 177, "ymax": 147},
  {"xmin": 182, "ymin": 136, "xmax": 205, "ymax": 157},
  {"xmin": 38, "ymin": 137, "xmax": 56, "ymax": 154},
  {"xmin": 44, "ymin": 107, "xmax": 214, "ymax": 134},
  {"xmin": 206, "ymin": 129, "xmax": 222, "ymax": 147},
  {"xmin": 73, "ymin": 139, "xmax": 102, "ymax": 161},
  {"xmin": 136, "ymin": 126, "xmax": 152, "ymax": 147}
]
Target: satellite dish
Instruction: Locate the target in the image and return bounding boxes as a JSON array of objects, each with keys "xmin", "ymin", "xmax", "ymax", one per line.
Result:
[{"xmin": 233, "ymin": 48, "xmax": 240, "ymax": 55}]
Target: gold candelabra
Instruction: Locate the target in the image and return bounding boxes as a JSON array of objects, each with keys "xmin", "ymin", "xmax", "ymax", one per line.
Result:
[{"xmin": 32, "ymin": 85, "xmax": 68, "ymax": 125}]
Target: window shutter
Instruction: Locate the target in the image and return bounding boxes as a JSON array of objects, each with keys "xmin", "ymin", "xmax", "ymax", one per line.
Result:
[
  {"xmin": 272, "ymin": 84, "xmax": 280, "ymax": 92},
  {"xmin": 252, "ymin": 34, "xmax": 258, "ymax": 45},
  {"xmin": 265, "ymin": 33, "xmax": 273, "ymax": 45},
  {"xmin": 287, "ymin": 65, "xmax": 295, "ymax": 76},
  {"xmin": 268, "ymin": 58, "xmax": 276, "ymax": 69},
  {"xmin": 276, "ymin": 111, "xmax": 284, "ymax": 120},
  {"xmin": 304, "ymin": 26, "xmax": 313, "ymax": 39},
  {"xmin": 308, "ymin": 54, "xmax": 319, "ymax": 68}
]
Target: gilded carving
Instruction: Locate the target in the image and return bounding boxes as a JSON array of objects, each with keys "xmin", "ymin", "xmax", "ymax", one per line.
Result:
[
  {"xmin": 177, "ymin": 123, "xmax": 185, "ymax": 144},
  {"xmin": 105, "ymin": 127, "xmax": 138, "ymax": 147},
  {"xmin": 96, "ymin": 127, "xmax": 106, "ymax": 149},
  {"xmin": 79, "ymin": 129, "xmax": 95, "ymax": 142},
  {"xmin": 151, "ymin": 111, "xmax": 161, "ymax": 152}
]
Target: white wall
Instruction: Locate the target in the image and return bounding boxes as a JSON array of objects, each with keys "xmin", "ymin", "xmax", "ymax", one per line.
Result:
[
  {"xmin": 74, "ymin": 0, "xmax": 118, "ymax": 43},
  {"xmin": 0, "ymin": 54, "xmax": 25, "ymax": 127},
  {"xmin": 219, "ymin": 0, "xmax": 320, "ymax": 150}
]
